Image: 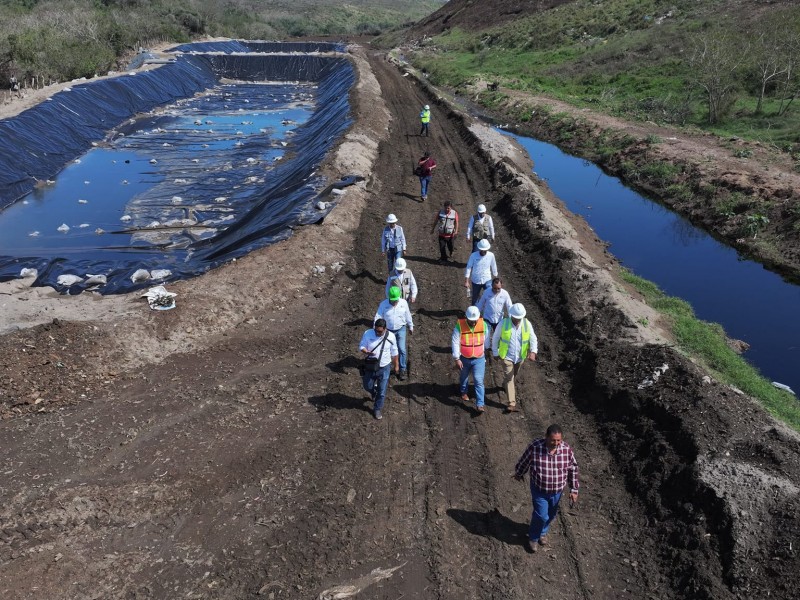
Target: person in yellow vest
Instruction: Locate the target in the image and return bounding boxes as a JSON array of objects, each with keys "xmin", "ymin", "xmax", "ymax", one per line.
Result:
[
  {"xmin": 491, "ymin": 303, "xmax": 538, "ymax": 413},
  {"xmin": 451, "ymin": 305, "xmax": 487, "ymax": 414},
  {"xmin": 419, "ymin": 104, "xmax": 431, "ymax": 137}
]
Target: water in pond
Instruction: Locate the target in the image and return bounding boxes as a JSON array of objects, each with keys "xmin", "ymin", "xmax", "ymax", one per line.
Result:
[
  {"xmin": 0, "ymin": 81, "xmax": 314, "ymax": 285},
  {"xmin": 502, "ymin": 130, "xmax": 800, "ymax": 395}
]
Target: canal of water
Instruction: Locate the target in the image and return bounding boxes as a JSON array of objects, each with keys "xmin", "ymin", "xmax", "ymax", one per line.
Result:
[{"xmin": 502, "ymin": 130, "xmax": 800, "ymax": 395}]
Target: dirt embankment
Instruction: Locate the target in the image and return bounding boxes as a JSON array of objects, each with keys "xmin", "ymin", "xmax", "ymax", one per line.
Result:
[{"xmin": 0, "ymin": 44, "xmax": 798, "ymax": 600}]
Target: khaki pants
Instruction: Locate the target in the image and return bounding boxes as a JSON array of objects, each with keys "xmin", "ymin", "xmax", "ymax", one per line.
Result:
[{"xmin": 501, "ymin": 359, "xmax": 524, "ymax": 406}]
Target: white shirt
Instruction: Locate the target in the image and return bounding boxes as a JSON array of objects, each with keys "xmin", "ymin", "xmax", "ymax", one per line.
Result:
[
  {"xmin": 464, "ymin": 251, "xmax": 498, "ymax": 285},
  {"xmin": 385, "ymin": 269, "xmax": 418, "ymax": 301},
  {"xmin": 374, "ymin": 298, "xmax": 414, "ymax": 332},
  {"xmin": 491, "ymin": 318, "xmax": 538, "ymax": 363},
  {"xmin": 476, "ymin": 288, "xmax": 512, "ymax": 324},
  {"xmin": 466, "ymin": 214, "xmax": 495, "ymax": 241},
  {"xmin": 359, "ymin": 329, "xmax": 399, "ymax": 367}
]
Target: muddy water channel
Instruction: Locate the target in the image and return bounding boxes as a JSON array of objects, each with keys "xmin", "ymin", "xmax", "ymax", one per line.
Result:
[{"xmin": 503, "ymin": 130, "xmax": 800, "ymax": 396}]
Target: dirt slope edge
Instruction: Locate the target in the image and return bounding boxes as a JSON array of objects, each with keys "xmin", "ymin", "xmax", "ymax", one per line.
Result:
[{"xmin": 400, "ymin": 58, "xmax": 800, "ymax": 598}]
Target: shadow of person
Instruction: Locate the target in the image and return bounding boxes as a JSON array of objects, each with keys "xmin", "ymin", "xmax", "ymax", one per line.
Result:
[
  {"xmin": 344, "ymin": 269, "xmax": 384, "ymax": 285},
  {"xmin": 415, "ymin": 307, "xmax": 463, "ymax": 320},
  {"xmin": 401, "ymin": 254, "xmax": 445, "ymax": 267},
  {"xmin": 308, "ymin": 392, "xmax": 371, "ymax": 414},
  {"xmin": 428, "ymin": 345, "xmax": 452, "ymax": 354},
  {"xmin": 344, "ymin": 318, "xmax": 374, "ymax": 328},
  {"xmin": 392, "ymin": 381, "xmax": 474, "ymax": 414},
  {"xmin": 447, "ymin": 508, "xmax": 529, "ymax": 547},
  {"xmin": 325, "ymin": 355, "xmax": 362, "ymax": 374},
  {"xmin": 394, "ymin": 192, "xmax": 420, "ymax": 201}
]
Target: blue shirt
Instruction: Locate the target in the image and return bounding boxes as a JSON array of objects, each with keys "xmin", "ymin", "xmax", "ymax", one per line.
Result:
[{"xmin": 381, "ymin": 225, "xmax": 407, "ymax": 252}]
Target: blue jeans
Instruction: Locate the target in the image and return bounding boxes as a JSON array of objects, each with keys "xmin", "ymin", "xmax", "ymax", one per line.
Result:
[
  {"xmin": 362, "ymin": 363, "xmax": 391, "ymax": 412},
  {"xmin": 419, "ymin": 175, "xmax": 431, "ymax": 198},
  {"xmin": 386, "ymin": 247, "xmax": 402, "ymax": 272},
  {"xmin": 529, "ymin": 486, "xmax": 562, "ymax": 542},
  {"xmin": 420, "ymin": 122, "xmax": 429, "ymax": 136},
  {"xmin": 459, "ymin": 356, "xmax": 485, "ymax": 407},
  {"xmin": 470, "ymin": 281, "xmax": 490, "ymax": 305},
  {"xmin": 391, "ymin": 326, "xmax": 408, "ymax": 372}
]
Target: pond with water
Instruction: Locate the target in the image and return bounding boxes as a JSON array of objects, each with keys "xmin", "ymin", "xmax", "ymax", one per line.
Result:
[{"xmin": 502, "ymin": 130, "xmax": 800, "ymax": 395}]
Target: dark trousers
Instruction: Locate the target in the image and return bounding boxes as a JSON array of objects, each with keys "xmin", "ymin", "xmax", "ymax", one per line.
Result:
[
  {"xmin": 420, "ymin": 122, "xmax": 429, "ymax": 136},
  {"xmin": 438, "ymin": 236, "xmax": 454, "ymax": 260}
]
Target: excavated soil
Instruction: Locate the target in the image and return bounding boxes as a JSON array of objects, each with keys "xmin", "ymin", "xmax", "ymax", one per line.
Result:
[{"xmin": 0, "ymin": 45, "xmax": 799, "ymax": 600}]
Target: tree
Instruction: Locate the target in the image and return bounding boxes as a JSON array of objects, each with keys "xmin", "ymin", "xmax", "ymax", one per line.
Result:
[
  {"xmin": 750, "ymin": 29, "xmax": 787, "ymax": 114},
  {"xmin": 688, "ymin": 29, "xmax": 744, "ymax": 124}
]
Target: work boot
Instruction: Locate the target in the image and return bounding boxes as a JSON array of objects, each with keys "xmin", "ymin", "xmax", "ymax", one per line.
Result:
[
  {"xmin": 397, "ymin": 370, "xmax": 407, "ymax": 381},
  {"xmin": 374, "ymin": 409, "xmax": 382, "ymax": 420}
]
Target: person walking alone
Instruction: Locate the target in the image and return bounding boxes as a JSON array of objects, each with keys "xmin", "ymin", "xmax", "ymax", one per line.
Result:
[
  {"xmin": 464, "ymin": 239, "xmax": 498, "ymax": 304},
  {"xmin": 491, "ymin": 303, "xmax": 538, "ymax": 413},
  {"xmin": 359, "ymin": 318, "xmax": 399, "ymax": 420},
  {"xmin": 419, "ymin": 104, "xmax": 431, "ymax": 137},
  {"xmin": 381, "ymin": 213, "xmax": 407, "ymax": 273},
  {"xmin": 466, "ymin": 204, "xmax": 495, "ymax": 253},
  {"xmin": 416, "ymin": 151, "xmax": 437, "ymax": 202},
  {"xmin": 431, "ymin": 200, "xmax": 459, "ymax": 263},
  {"xmin": 452, "ymin": 306, "xmax": 487, "ymax": 414},
  {"xmin": 386, "ymin": 257, "xmax": 418, "ymax": 304},
  {"xmin": 513, "ymin": 424, "xmax": 579, "ymax": 552},
  {"xmin": 476, "ymin": 277, "xmax": 512, "ymax": 343},
  {"xmin": 374, "ymin": 286, "xmax": 414, "ymax": 381}
]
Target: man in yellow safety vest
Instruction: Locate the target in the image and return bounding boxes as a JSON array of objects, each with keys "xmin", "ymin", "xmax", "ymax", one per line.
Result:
[
  {"xmin": 491, "ymin": 303, "xmax": 538, "ymax": 413},
  {"xmin": 452, "ymin": 305, "xmax": 487, "ymax": 414},
  {"xmin": 419, "ymin": 104, "xmax": 431, "ymax": 137}
]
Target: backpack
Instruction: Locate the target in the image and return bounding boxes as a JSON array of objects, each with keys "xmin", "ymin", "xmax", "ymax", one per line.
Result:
[{"xmin": 472, "ymin": 215, "xmax": 488, "ymax": 240}]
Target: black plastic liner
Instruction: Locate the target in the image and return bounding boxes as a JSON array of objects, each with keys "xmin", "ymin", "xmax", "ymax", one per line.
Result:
[
  {"xmin": 0, "ymin": 44, "xmax": 356, "ymax": 294},
  {"xmin": 169, "ymin": 40, "xmax": 346, "ymax": 54}
]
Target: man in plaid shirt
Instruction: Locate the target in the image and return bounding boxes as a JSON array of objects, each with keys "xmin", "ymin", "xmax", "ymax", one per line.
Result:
[{"xmin": 513, "ymin": 424, "xmax": 579, "ymax": 552}]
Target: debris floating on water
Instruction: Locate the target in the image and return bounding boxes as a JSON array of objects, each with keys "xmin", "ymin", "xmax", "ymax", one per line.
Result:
[
  {"xmin": 57, "ymin": 223, "xmax": 70, "ymax": 233},
  {"xmin": 772, "ymin": 382, "xmax": 796, "ymax": 395}
]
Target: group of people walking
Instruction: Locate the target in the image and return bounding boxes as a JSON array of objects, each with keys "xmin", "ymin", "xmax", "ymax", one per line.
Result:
[{"xmin": 357, "ymin": 101, "xmax": 578, "ymax": 555}]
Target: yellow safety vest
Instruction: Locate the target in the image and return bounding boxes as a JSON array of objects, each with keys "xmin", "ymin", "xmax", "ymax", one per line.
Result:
[
  {"xmin": 497, "ymin": 318, "xmax": 531, "ymax": 360},
  {"xmin": 458, "ymin": 318, "xmax": 485, "ymax": 359},
  {"xmin": 420, "ymin": 108, "xmax": 431, "ymax": 123}
]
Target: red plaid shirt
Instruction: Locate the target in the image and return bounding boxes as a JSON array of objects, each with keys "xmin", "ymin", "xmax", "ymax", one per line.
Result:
[{"xmin": 515, "ymin": 438, "xmax": 579, "ymax": 494}]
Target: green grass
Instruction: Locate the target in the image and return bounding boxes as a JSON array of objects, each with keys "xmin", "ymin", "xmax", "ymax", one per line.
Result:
[{"xmin": 620, "ymin": 269, "xmax": 800, "ymax": 430}]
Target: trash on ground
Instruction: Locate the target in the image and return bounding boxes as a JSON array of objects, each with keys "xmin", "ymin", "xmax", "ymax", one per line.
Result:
[{"xmin": 141, "ymin": 285, "xmax": 177, "ymax": 310}]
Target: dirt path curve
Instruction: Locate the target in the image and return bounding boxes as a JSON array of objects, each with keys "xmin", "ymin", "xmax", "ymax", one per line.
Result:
[{"xmin": 0, "ymin": 46, "xmax": 798, "ymax": 600}]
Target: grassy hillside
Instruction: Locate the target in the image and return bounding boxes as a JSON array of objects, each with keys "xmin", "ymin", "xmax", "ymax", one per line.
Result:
[
  {"xmin": 0, "ymin": 0, "xmax": 444, "ymax": 85},
  {"xmin": 400, "ymin": 0, "xmax": 800, "ymax": 148}
]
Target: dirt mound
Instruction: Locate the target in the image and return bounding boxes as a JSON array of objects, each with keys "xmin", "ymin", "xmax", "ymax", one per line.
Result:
[{"xmin": 409, "ymin": 0, "xmax": 570, "ymax": 37}]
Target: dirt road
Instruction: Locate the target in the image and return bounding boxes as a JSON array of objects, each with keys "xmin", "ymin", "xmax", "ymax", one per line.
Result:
[{"xmin": 0, "ymin": 46, "xmax": 799, "ymax": 600}]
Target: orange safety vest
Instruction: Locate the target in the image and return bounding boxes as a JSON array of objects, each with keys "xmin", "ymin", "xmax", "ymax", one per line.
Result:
[{"xmin": 458, "ymin": 318, "xmax": 485, "ymax": 359}]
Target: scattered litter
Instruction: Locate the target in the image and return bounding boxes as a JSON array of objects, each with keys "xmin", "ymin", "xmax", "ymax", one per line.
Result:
[
  {"xmin": 149, "ymin": 158, "xmax": 158, "ymax": 164},
  {"xmin": 57, "ymin": 223, "xmax": 70, "ymax": 233},
  {"xmin": 57, "ymin": 274, "xmax": 83, "ymax": 287},
  {"xmin": 311, "ymin": 265, "xmax": 326, "ymax": 276},
  {"xmin": 772, "ymin": 382, "xmax": 795, "ymax": 395},
  {"xmin": 28, "ymin": 231, "xmax": 40, "ymax": 237},
  {"xmin": 331, "ymin": 188, "xmax": 346, "ymax": 196},
  {"xmin": 150, "ymin": 269, "xmax": 172, "ymax": 280},
  {"xmin": 141, "ymin": 285, "xmax": 177, "ymax": 310},
  {"xmin": 94, "ymin": 228, "xmax": 105, "ymax": 234},
  {"xmin": 78, "ymin": 223, "xmax": 90, "ymax": 228},
  {"xmin": 214, "ymin": 196, "xmax": 227, "ymax": 203},
  {"xmin": 637, "ymin": 364, "xmax": 669, "ymax": 389},
  {"xmin": 317, "ymin": 563, "xmax": 405, "ymax": 600},
  {"xmin": 131, "ymin": 269, "xmax": 150, "ymax": 283},
  {"xmin": 84, "ymin": 274, "xmax": 107, "ymax": 286},
  {"xmin": 20, "ymin": 268, "xmax": 38, "ymax": 278},
  {"xmin": 120, "ymin": 215, "xmax": 132, "ymax": 222},
  {"xmin": 171, "ymin": 196, "xmax": 183, "ymax": 204},
  {"xmin": 315, "ymin": 201, "xmax": 329, "ymax": 210},
  {"xmin": 78, "ymin": 199, "xmax": 88, "ymax": 204}
]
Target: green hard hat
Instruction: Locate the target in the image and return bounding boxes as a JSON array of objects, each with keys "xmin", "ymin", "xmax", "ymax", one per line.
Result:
[{"xmin": 388, "ymin": 286, "xmax": 402, "ymax": 301}]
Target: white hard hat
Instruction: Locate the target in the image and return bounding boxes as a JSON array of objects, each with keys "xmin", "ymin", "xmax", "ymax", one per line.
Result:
[
  {"xmin": 465, "ymin": 306, "xmax": 480, "ymax": 320},
  {"xmin": 509, "ymin": 303, "xmax": 526, "ymax": 319},
  {"xmin": 394, "ymin": 257, "xmax": 407, "ymax": 270},
  {"xmin": 477, "ymin": 239, "xmax": 491, "ymax": 251},
  {"xmin": 386, "ymin": 213, "xmax": 398, "ymax": 224},
  {"xmin": 424, "ymin": 104, "xmax": 430, "ymax": 110},
  {"xmin": 477, "ymin": 204, "xmax": 486, "ymax": 213}
]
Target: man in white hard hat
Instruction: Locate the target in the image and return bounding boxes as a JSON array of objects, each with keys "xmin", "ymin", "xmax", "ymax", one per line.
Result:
[
  {"xmin": 464, "ymin": 238, "xmax": 498, "ymax": 304},
  {"xmin": 492, "ymin": 303, "xmax": 538, "ymax": 413},
  {"xmin": 375, "ymin": 286, "xmax": 414, "ymax": 381},
  {"xmin": 452, "ymin": 305, "xmax": 487, "ymax": 414},
  {"xmin": 359, "ymin": 318, "xmax": 399, "ymax": 421},
  {"xmin": 381, "ymin": 213, "xmax": 407, "ymax": 273},
  {"xmin": 466, "ymin": 203, "xmax": 495, "ymax": 253},
  {"xmin": 386, "ymin": 257, "xmax": 418, "ymax": 304},
  {"xmin": 419, "ymin": 104, "xmax": 431, "ymax": 137}
]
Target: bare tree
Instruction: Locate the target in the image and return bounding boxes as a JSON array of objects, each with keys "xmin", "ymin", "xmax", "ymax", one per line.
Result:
[
  {"xmin": 750, "ymin": 29, "xmax": 787, "ymax": 114},
  {"xmin": 689, "ymin": 29, "xmax": 745, "ymax": 124},
  {"xmin": 777, "ymin": 19, "xmax": 800, "ymax": 116}
]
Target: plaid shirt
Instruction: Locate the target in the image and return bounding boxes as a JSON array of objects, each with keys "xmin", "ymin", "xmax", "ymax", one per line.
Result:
[{"xmin": 515, "ymin": 438, "xmax": 579, "ymax": 494}]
